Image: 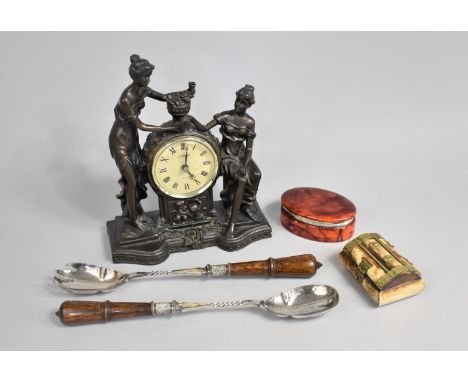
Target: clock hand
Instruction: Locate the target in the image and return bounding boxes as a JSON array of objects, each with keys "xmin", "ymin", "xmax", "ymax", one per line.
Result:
[
  {"xmin": 181, "ymin": 164, "xmax": 194, "ymax": 178},
  {"xmin": 187, "ymin": 169, "xmax": 197, "ymax": 180},
  {"xmin": 182, "ymin": 146, "xmax": 198, "ymax": 181},
  {"xmin": 181, "ymin": 151, "xmax": 200, "ymax": 183},
  {"xmin": 189, "ymin": 172, "xmax": 201, "ymax": 184}
]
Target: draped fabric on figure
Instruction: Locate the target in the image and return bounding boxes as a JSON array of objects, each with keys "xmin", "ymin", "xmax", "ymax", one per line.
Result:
[
  {"xmin": 189, "ymin": 84, "xmax": 261, "ymax": 221},
  {"xmin": 217, "ymin": 113, "xmax": 261, "ymax": 214},
  {"xmin": 110, "ymin": 97, "xmax": 149, "ymax": 220},
  {"xmin": 108, "ymin": 54, "xmax": 184, "ymax": 229}
]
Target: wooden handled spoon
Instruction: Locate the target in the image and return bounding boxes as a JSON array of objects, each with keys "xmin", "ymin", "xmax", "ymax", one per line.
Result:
[
  {"xmin": 53, "ymin": 254, "xmax": 322, "ymax": 295},
  {"xmin": 57, "ymin": 284, "xmax": 338, "ymax": 325}
]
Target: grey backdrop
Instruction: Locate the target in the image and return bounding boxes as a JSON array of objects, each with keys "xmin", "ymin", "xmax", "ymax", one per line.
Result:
[{"xmin": 1, "ymin": 32, "xmax": 467, "ymax": 350}]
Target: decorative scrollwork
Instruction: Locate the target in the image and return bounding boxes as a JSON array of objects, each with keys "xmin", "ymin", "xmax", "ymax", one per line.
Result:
[{"xmin": 166, "ymin": 219, "xmax": 225, "ymax": 249}]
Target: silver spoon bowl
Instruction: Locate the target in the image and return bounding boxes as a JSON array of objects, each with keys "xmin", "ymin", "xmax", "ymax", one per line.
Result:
[
  {"xmin": 53, "ymin": 263, "xmax": 130, "ymax": 294},
  {"xmin": 260, "ymin": 284, "xmax": 339, "ymax": 318}
]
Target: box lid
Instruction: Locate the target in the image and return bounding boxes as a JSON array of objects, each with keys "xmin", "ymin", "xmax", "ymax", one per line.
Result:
[
  {"xmin": 281, "ymin": 187, "xmax": 356, "ymax": 226},
  {"xmin": 341, "ymin": 233, "xmax": 421, "ymax": 291}
]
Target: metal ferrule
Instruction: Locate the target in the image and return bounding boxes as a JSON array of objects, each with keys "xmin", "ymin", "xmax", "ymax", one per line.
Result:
[
  {"xmin": 205, "ymin": 264, "xmax": 228, "ymax": 277},
  {"xmin": 151, "ymin": 301, "xmax": 182, "ymax": 316},
  {"xmin": 282, "ymin": 206, "xmax": 354, "ymax": 229}
]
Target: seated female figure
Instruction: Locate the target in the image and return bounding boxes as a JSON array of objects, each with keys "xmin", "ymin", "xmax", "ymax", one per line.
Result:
[{"xmin": 191, "ymin": 85, "xmax": 261, "ymax": 220}]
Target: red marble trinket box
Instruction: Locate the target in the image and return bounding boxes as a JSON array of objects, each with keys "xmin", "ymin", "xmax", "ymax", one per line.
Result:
[{"xmin": 281, "ymin": 187, "xmax": 356, "ymax": 242}]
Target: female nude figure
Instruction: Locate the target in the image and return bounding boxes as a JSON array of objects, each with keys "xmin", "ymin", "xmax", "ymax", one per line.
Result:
[{"xmin": 109, "ymin": 54, "xmax": 185, "ymax": 229}]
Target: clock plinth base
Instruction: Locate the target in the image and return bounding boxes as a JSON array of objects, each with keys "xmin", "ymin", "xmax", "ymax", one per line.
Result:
[{"xmin": 107, "ymin": 201, "xmax": 272, "ymax": 265}]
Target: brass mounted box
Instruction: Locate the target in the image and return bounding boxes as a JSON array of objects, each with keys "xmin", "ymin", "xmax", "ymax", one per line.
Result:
[{"xmin": 340, "ymin": 233, "xmax": 425, "ymax": 306}]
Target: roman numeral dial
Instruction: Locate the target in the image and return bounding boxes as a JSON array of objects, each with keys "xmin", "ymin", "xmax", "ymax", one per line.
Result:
[{"xmin": 150, "ymin": 135, "xmax": 219, "ymax": 198}]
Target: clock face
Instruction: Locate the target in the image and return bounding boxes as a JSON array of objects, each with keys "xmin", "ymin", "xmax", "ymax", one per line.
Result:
[{"xmin": 150, "ymin": 135, "xmax": 219, "ymax": 198}]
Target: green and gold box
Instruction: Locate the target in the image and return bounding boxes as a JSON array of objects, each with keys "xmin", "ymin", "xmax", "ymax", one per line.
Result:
[{"xmin": 340, "ymin": 233, "xmax": 425, "ymax": 306}]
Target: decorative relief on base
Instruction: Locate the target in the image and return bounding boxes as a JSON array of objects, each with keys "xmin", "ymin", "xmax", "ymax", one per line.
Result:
[{"xmin": 107, "ymin": 200, "xmax": 272, "ymax": 265}]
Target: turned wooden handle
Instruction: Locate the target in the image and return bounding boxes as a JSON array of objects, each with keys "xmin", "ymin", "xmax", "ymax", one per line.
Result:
[
  {"xmin": 228, "ymin": 254, "xmax": 322, "ymax": 277},
  {"xmin": 57, "ymin": 300, "xmax": 152, "ymax": 326}
]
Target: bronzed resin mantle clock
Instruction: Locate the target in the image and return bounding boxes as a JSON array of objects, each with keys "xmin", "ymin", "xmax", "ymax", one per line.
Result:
[{"xmin": 106, "ymin": 55, "xmax": 271, "ymax": 265}]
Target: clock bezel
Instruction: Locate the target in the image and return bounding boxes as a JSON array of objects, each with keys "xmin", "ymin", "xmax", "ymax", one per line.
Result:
[{"xmin": 146, "ymin": 131, "xmax": 222, "ymax": 199}]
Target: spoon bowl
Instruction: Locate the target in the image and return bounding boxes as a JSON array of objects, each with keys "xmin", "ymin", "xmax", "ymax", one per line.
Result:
[
  {"xmin": 53, "ymin": 263, "xmax": 128, "ymax": 294},
  {"xmin": 261, "ymin": 284, "xmax": 339, "ymax": 318}
]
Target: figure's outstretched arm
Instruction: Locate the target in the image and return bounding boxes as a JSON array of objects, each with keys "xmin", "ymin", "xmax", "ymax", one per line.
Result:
[
  {"xmin": 120, "ymin": 97, "xmax": 179, "ymax": 132},
  {"xmin": 147, "ymin": 88, "xmax": 167, "ymax": 101},
  {"xmin": 189, "ymin": 116, "xmax": 205, "ymax": 131},
  {"xmin": 136, "ymin": 122, "xmax": 175, "ymax": 132},
  {"xmin": 190, "ymin": 115, "xmax": 219, "ymax": 132}
]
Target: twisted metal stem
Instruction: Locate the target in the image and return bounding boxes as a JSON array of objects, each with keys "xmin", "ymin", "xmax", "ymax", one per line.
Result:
[
  {"xmin": 211, "ymin": 300, "xmax": 245, "ymax": 308},
  {"xmin": 146, "ymin": 270, "xmax": 172, "ymax": 277}
]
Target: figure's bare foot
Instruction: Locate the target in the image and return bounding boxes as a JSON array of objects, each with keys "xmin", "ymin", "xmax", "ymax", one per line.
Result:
[
  {"xmin": 139, "ymin": 214, "xmax": 153, "ymax": 224},
  {"xmin": 134, "ymin": 215, "xmax": 152, "ymax": 231},
  {"xmin": 242, "ymin": 204, "xmax": 259, "ymax": 221}
]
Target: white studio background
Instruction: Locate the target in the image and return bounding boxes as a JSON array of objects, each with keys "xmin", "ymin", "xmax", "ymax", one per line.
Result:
[{"xmin": 0, "ymin": 32, "xmax": 467, "ymax": 350}]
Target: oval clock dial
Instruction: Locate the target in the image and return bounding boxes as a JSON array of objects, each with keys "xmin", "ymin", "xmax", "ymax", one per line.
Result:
[{"xmin": 151, "ymin": 135, "xmax": 219, "ymax": 198}]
